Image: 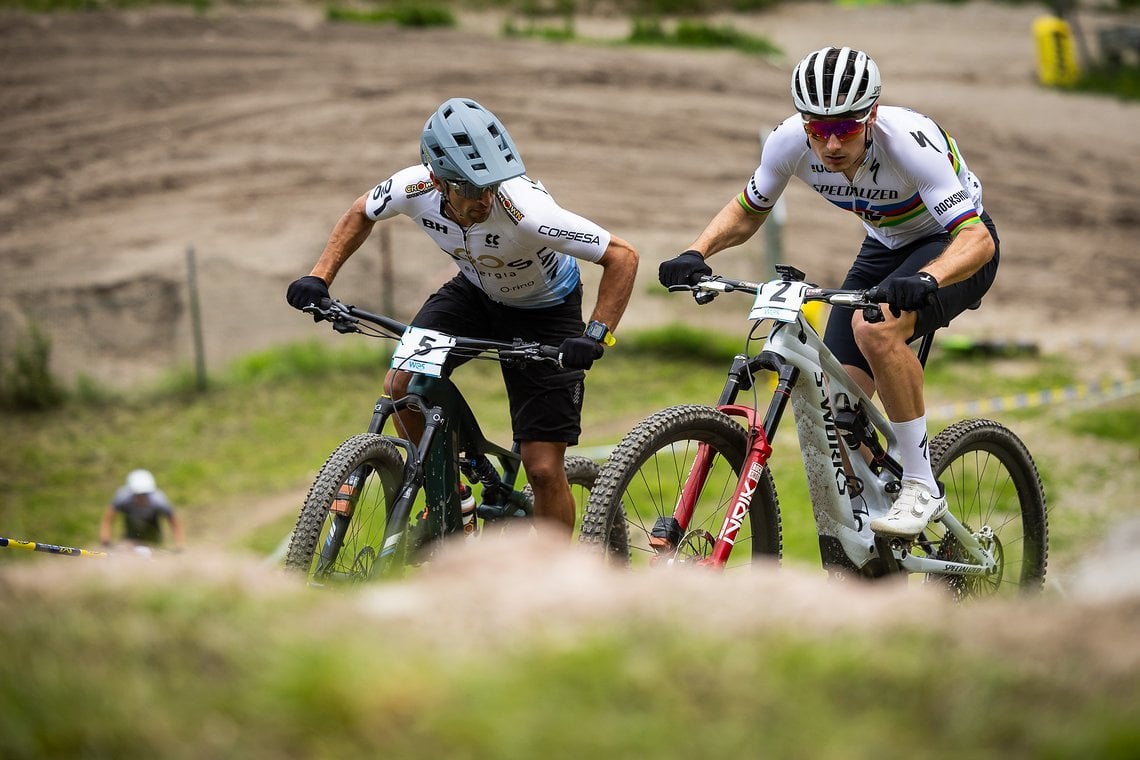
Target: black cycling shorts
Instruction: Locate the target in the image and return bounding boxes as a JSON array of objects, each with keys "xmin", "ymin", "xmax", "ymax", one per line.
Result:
[
  {"xmin": 823, "ymin": 212, "xmax": 1000, "ymax": 378},
  {"xmin": 408, "ymin": 274, "xmax": 586, "ymax": 445}
]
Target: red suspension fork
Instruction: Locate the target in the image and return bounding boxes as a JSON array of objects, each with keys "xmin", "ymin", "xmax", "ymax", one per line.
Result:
[{"xmin": 705, "ymin": 404, "xmax": 772, "ymax": 568}]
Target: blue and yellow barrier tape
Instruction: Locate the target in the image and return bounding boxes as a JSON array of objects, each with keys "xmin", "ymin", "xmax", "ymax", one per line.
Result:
[{"xmin": 927, "ymin": 378, "xmax": 1140, "ymax": 421}]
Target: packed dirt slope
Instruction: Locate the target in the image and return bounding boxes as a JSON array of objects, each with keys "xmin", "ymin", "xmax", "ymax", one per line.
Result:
[{"xmin": 2, "ymin": 2, "xmax": 1138, "ymax": 388}]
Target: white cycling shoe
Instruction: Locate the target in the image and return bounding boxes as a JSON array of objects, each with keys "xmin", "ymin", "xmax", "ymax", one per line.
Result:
[{"xmin": 871, "ymin": 479, "xmax": 947, "ymax": 538}]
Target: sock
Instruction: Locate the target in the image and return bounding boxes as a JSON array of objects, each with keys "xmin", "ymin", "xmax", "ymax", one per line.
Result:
[{"xmin": 892, "ymin": 416, "xmax": 938, "ymax": 494}]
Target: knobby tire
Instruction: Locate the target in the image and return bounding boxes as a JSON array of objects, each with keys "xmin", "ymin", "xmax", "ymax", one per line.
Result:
[
  {"xmin": 924, "ymin": 418, "xmax": 1048, "ymax": 597},
  {"xmin": 284, "ymin": 433, "xmax": 405, "ymax": 584}
]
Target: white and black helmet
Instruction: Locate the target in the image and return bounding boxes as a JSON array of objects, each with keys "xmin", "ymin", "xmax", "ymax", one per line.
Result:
[
  {"xmin": 791, "ymin": 46, "xmax": 881, "ymax": 117},
  {"xmin": 420, "ymin": 97, "xmax": 526, "ymax": 187}
]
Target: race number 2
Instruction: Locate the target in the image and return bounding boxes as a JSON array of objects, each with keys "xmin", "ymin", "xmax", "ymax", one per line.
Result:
[{"xmin": 749, "ymin": 280, "xmax": 808, "ymax": 323}]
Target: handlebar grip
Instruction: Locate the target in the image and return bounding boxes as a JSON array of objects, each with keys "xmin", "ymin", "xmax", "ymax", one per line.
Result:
[{"xmin": 538, "ymin": 345, "xmax": 561, "ymax": 360}]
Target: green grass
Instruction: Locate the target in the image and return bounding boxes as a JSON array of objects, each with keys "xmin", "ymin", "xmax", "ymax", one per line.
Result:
[
  {"xmin": 1066, "ymin": 403, "xmax": 1140, "ymax": 446},
  {"xmin": 1, "ymin": 554, "xmax": 1138, "ymax": 758},
  {"xmin": 627, "ymin": 17, "xmax": 780, "ymax": 56},
  {"xmin": 326, "ymin": 2, "xmax": 455, "ymax": 27},
  {"xmin": 1072, "ymin": 63, "xmax": 1140, "ymax": 102}
]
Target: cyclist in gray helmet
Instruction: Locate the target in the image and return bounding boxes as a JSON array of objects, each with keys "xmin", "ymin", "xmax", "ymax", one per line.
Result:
[
  {"xmin": 660, "ymin": 46, "xmax": 999, "ymax": 539},
  {"xmin": 287, "ymin": 97, "xmax": 639, "ymax": 537}
]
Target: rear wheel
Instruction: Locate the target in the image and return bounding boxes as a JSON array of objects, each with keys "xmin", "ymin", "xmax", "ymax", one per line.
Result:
[
  {"xmin": 918, "ymin": 419, "xmax": 1048, "ymax": 598},
  {"xmin": 284, "ymin": 433, "xmax": 405, "ymax": 585},
  {"xmin": 522, "ymin": 455, "xmax": 626, "ymax": 553},
  {"xmin": 579, "ymin": 405, "xmax": 781, "ymax": 569}
]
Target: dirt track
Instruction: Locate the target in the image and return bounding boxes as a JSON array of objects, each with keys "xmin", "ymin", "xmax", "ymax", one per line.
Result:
[{"xmin": 2, "ymin": 2, "xmax": 1138, "ymax": 387}]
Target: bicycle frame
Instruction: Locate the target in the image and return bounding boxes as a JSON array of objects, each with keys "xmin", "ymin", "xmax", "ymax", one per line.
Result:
[
  {"xmin": 372, "ymin": 372, "xmax": 527, "ymax": 557},
  {"xmin": 675, "ymin": 281, "xmax": 999, "ymax": 578}
]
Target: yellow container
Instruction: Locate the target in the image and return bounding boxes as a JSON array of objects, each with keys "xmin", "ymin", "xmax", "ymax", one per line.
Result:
[{"xmin": 1033, "ymin": 15, "xmax": 1080, "ymax": 87}]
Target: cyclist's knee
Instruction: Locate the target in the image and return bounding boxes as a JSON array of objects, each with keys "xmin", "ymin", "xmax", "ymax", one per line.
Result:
[
  {"xmin": 520, "ymin": 447, "xmax": 566, "ymax": 490},
  {"xmin": 853, "ymin": 312, "xmax": 911, "ymax": 357},
  {"xmin": 527, "ymin": 462, "xmax": 565, "ymax": 490},
  {"xmin": 384, "ymin": 369, "xmax": 413, "ymax": 397}
]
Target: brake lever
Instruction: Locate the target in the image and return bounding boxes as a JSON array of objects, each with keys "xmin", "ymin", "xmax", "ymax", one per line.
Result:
[
  {"xmin": 665, "ymin": 283, "xmax": 719, "ymax": 305},
  {"xmin": 301, "ymin": 304, "xmax": 328, "ymax": 324},
  {"xmin": 693, "ymin": 289, "xmax": 718, "ymax": 305},
  {"xmin": 860, "ymin": 287, "xmax": 885, "ymax": 324}
]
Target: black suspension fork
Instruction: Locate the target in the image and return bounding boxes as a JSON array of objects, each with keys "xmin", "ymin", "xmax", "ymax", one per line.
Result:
[
  {"xmin": 312, "ymin": 392, "xmax": 416, "ymax": 572},
  {"xmin": 715, "ymin": 349, "xmax": 799, "ymax": 444},
  {"xmin": 360, "ymin": 392, "xmax": 452, "ymax": 559}
]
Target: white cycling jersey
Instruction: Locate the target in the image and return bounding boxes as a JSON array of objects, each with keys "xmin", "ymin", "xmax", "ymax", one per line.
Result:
[
  {"xmin": 741, "ymin": 106, "xmax": 985, "ymax": 248},
  {"xmin": 364, "ymin": 166, "xmax": 611, "ymax": 309}
]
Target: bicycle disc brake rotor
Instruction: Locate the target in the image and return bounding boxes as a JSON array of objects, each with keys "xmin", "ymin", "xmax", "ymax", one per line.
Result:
[
  {"xmin": 350, "ymin": 546, "xmax": 377, "ymax": 581},
  {"xmin": 675, "ymin": 529, "xmax": 716, "ymax": 563}
]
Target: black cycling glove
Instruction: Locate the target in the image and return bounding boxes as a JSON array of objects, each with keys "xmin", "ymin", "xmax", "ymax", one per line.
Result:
[
  {"xmin": 286, "ymin": 275, "xmax": 330, "ymax": 311},
  {"xmin": 658, "ymin": 250, "xmax": 712, "ymax": 288},
  {"xmin": 558, "ymin": 336, "xmax": 605, "ymax": 370},
  {"xmin": 876, "ymin": 272, "xmax": 939, "ymax": 317}
]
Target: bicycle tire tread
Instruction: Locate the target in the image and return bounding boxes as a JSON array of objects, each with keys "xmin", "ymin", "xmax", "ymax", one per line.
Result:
[{"xmin": 284, "ymin": 433, "xmax": 404, "ymax": 573}]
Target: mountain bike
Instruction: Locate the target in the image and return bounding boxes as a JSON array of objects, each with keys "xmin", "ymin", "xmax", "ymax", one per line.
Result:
[
  {"xmin": 284, "ymin": 299, "xmax": 623, "ymax": 584},
  {"xmin": 578, "ymin": 266, "xmax": 1047, "ymax": 598}
]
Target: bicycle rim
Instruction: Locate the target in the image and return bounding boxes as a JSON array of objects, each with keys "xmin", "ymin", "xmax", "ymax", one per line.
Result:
[
  {"xmin": 580, "ymin": 405, "xmax": 781, "ymax": 569},
  {"xmin": 920, "ymin": 418, "xmax": 1048, "ymax": 598},
  {"xmin": 284, "ymin": 433, "xmax": 406, "ymax": 585}
]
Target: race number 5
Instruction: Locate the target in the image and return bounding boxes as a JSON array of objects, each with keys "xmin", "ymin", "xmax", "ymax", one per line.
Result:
[
  {"xmin": 749, "ymin": 280, "xmax": 808, "ymax": 323},
  {"xmin": 391, "ymin": 327, "xmax": 456, "ymax": 377}
]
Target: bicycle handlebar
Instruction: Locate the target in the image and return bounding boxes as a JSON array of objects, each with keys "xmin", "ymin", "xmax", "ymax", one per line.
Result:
[
  {"xmin": 301, "ymin": 298, "xmax": 562, "ymax": 364},
  {"xmin": 674, "ymin": 275, "xmax": 885, "ymax": 307}
]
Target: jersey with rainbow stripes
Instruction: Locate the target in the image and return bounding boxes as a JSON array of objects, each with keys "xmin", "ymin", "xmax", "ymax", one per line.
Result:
[{"xmin": 740, "ymin": 105, "xmax": 984, "ymax": 249}]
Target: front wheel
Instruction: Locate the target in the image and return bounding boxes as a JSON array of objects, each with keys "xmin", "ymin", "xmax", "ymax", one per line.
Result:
[
  {"xmin": 579, "ymin": 405, "xmax": 781, "ymax": 569},
  {"xmin": 284, "ymin": 433, "xmax": 406, "ymax": 585},
  {"xmin": 920, "ymin": 418, "xmax": 1048, "ymax": 598}
]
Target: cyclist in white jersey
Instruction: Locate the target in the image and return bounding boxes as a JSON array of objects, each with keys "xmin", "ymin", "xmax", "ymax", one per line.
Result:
[
  {"xmin": 660, "ymin": 47, "xmax": 999, "ymax": 539},
  {"xmin": 287, "ymin": 98, "xmax": 639, "ymax": 536}
]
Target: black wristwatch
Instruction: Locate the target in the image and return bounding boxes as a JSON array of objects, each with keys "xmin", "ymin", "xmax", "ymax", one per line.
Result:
[{"xmin": 585, "ymin": 320, "xmax": 616, "ymax": 347}]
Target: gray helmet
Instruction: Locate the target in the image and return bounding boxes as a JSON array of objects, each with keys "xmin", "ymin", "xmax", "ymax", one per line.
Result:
[
  {"xmin": 419, "ymin": 98, "xmax": 525, "ymax": 187},
  {"xmin": 791, "ymin": 46, "xmax": 881, "ymax": 117}
]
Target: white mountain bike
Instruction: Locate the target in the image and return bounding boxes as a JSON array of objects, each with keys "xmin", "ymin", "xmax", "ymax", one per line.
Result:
[{"xmin": 579, "ymin": 265, "xmax": 1047, "ymax": 598}]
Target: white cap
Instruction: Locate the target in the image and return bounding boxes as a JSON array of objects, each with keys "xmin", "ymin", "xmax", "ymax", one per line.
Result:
[{"xmin": 126, "ymin": 469, "xmax": 157, "ymax": 495}]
